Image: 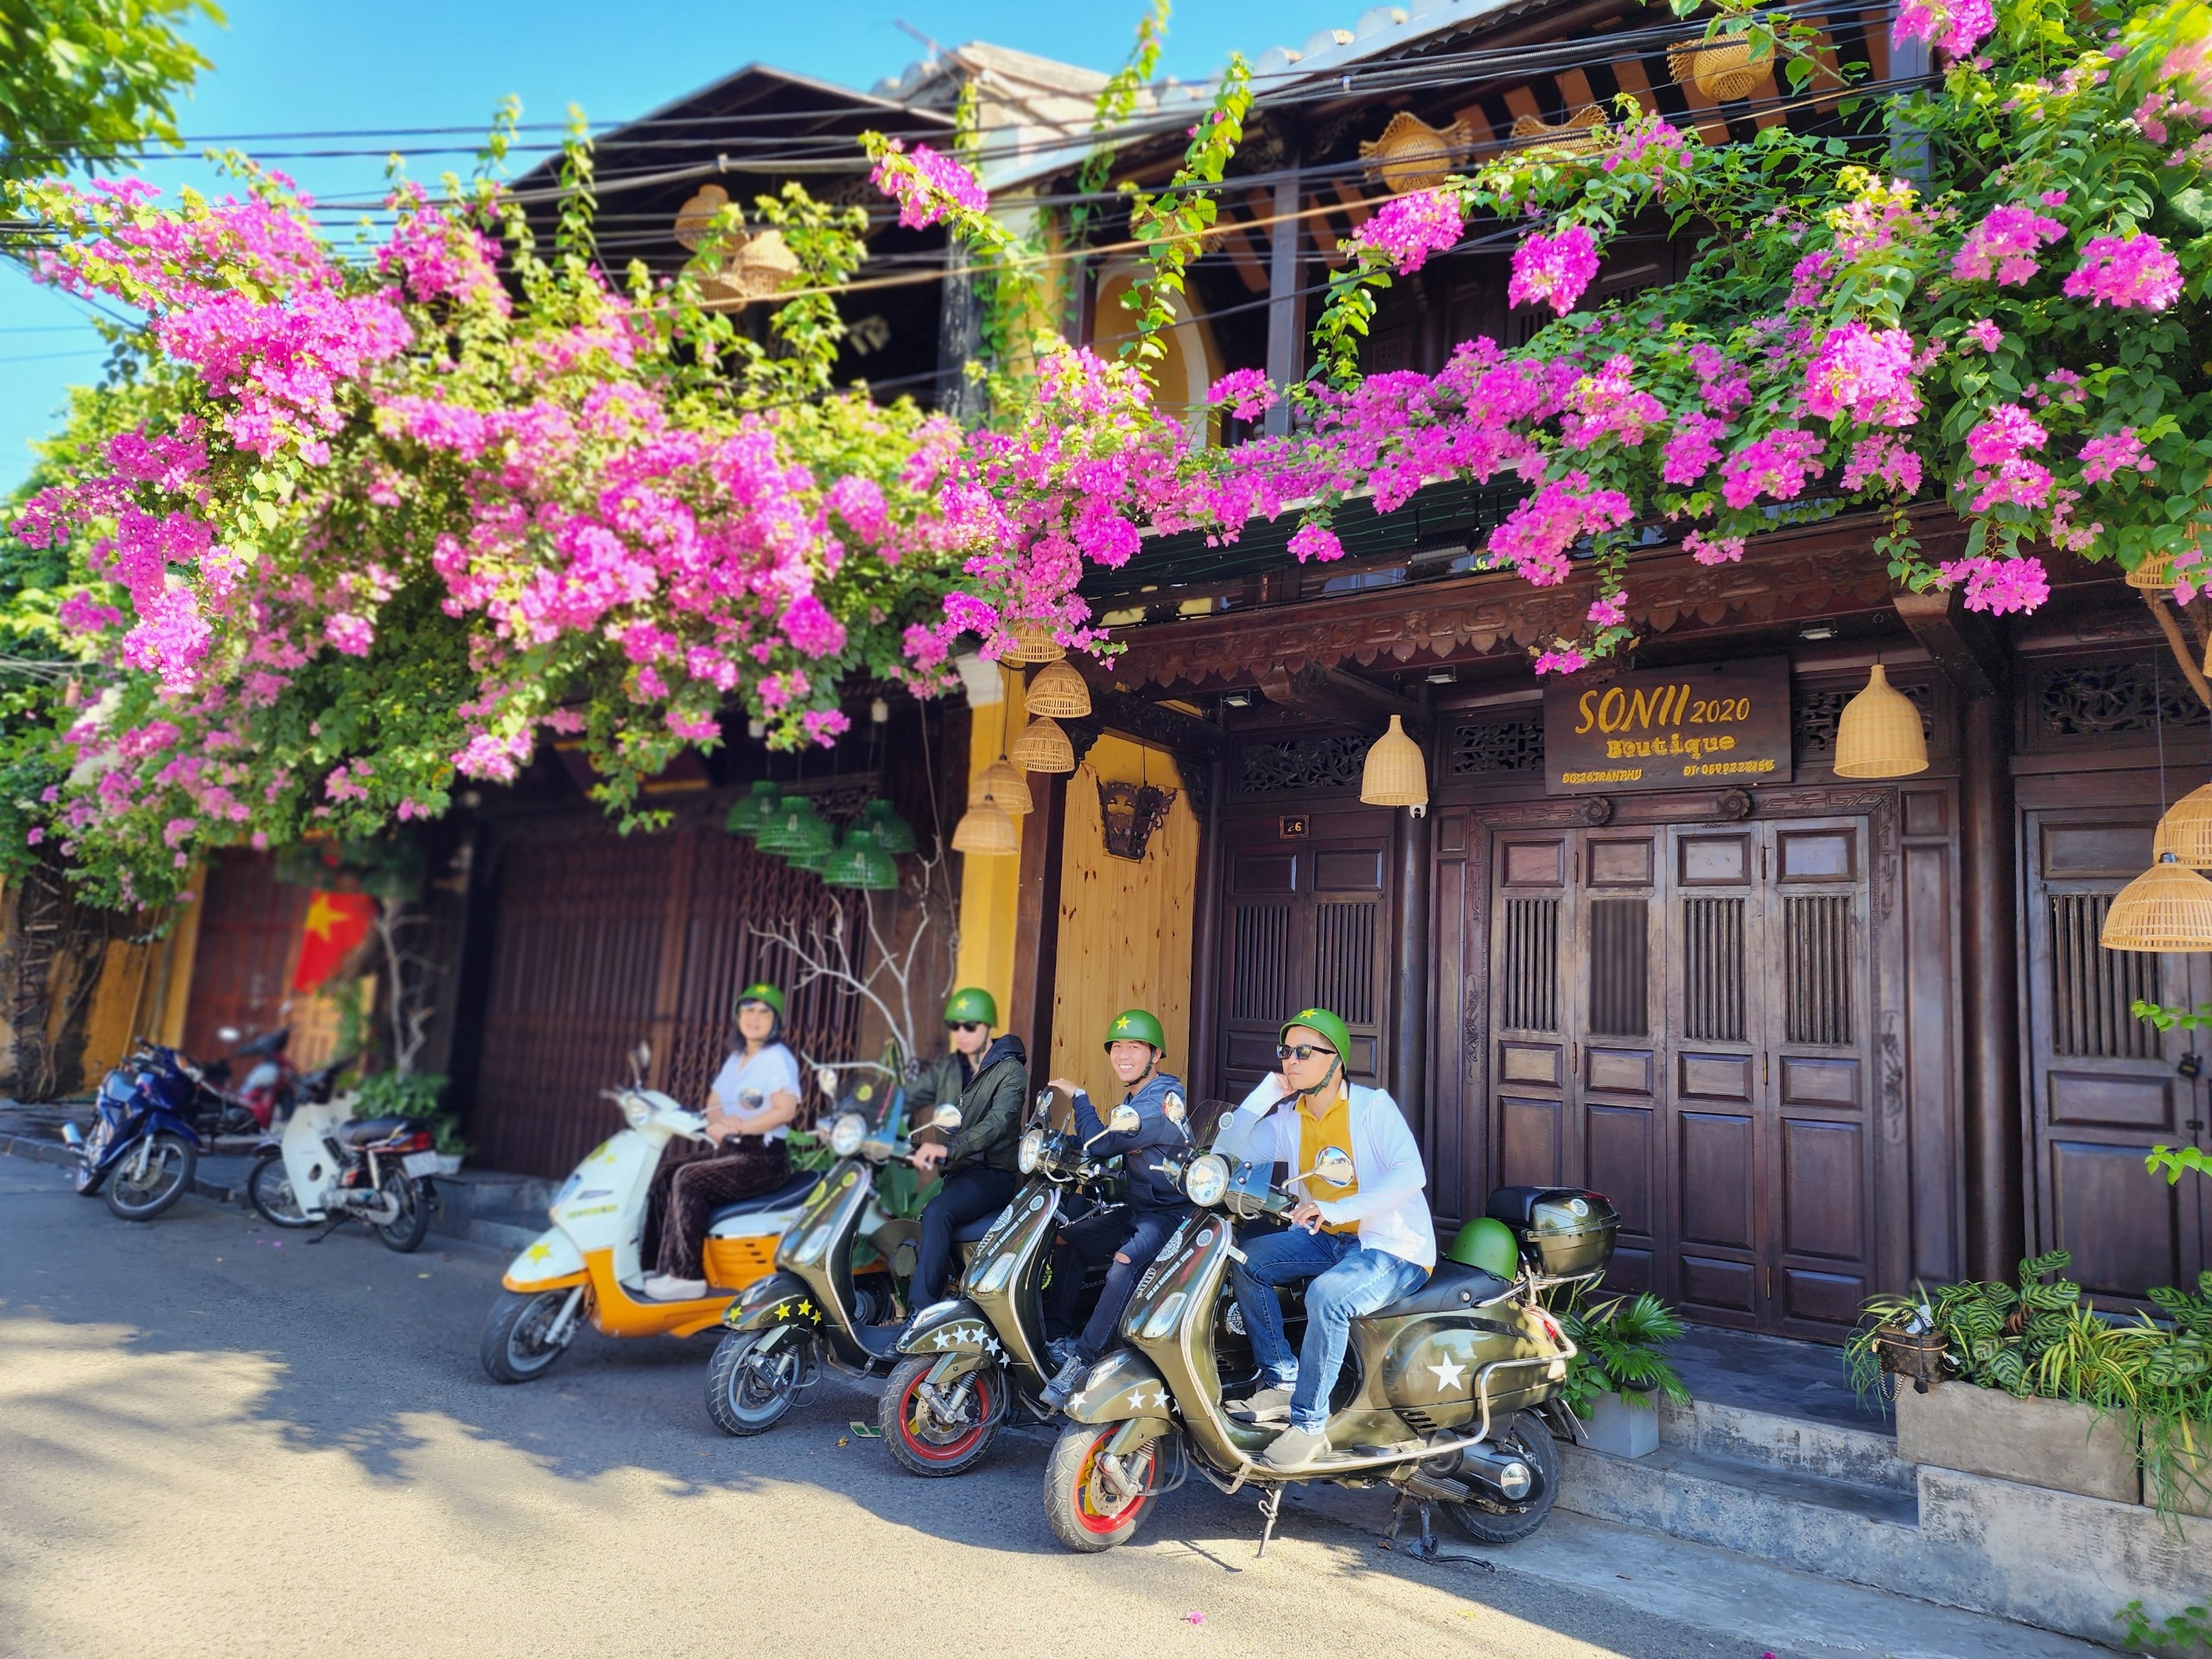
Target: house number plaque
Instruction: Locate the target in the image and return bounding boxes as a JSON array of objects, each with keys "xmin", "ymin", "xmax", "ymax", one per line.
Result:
[{"xmin": 1544, "ymin": 658, "xmax": 1792, "ymax": 795}]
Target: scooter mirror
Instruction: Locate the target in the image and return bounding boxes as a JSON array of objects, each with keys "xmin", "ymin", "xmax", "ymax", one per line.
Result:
[
  {"xmin": 931, "ymin": 1102, "xmax": 963, "ymax": 1131},
  {"xmin": 631, "ymin": 1042, "xmax": 652, "ymax": 1080},
  {"xmin": 216, "ymin": 1026, "xmax": 241, "ymax": 1044},
  {"xmin": 1107, "ymin": 1103, "xmax": 1142, "ymax": 1135},
  {"xmin": 1309, "ymin": 1145, "xmax": 1357, "ymax": 1187},
  {"xmin": 817, "ymin": 1066, "xmax": 839, "ymax": 1100}
]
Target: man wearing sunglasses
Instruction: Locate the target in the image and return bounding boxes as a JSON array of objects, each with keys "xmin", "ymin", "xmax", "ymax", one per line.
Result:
[
  {"xmin": 1211, "ymin": 1007, "xmax": 1434, "ymax": 1473},
  {"xmin": 908, "ymin": 986, "xmax": 1030, "ymax": 1310}
]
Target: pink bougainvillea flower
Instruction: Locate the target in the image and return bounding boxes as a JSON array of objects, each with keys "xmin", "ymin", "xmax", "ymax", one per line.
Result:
[
  {"xmin": 1802, "ymin": 323, "xmax": 1922, "ymax": 428},
  {"xmin": 1938, "ymin": 553, "xmax": 2050, "ymax": 613},
  {"xmin": 2062, "ymin": 232, "xmax": 2184, "ymax": 310},
  {"xmin": 1950, "ymin": 204, "xmax": 2067, "ymax": 285},
  {"xmin": 1683, "ymin": 531, "xmax": 1745, "ymax": 566},
  {"xmin": 1893, "ymin": 0, "xmax": 1994, "ymax": 57},
  {"xmin": 1207, "ymin": 367, "xmax": 1276, "ymax": 421},
  {"xmin": 1508, "ymin": 225, "xmax": 1601, "ymax": 316},
  {"xmin": 1288, "ymin": 522, "xmax": 1346, "ymax": 563},
  {"xmin": 1354, "ymin": 190, "xmax": 1465, "ymax": 274},
  {"xmin": 2078, "ymin": 429, "xmax": 2154, "ymax": 484}
]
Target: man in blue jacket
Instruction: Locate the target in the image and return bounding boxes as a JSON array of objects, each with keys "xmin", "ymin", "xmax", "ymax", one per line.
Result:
[{"xmin": 1039, "ymin": 1007, "xmax": 1193, "ymax": 1409}]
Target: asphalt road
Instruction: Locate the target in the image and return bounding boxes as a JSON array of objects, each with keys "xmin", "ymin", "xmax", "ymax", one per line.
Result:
[{"xmin": 0, "ymin": 1159, "xmax": 2056, "ymax": 1659}]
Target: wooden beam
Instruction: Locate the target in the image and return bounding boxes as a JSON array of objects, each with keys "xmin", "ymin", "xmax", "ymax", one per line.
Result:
[
  {"xmin": 1263, "ymin": 126, "xmax": 1305, "ymax": 439},
  {"xmin": 1257, "ymin": 662, "xmax": 1427, "ymax": 737},
  {"xmin": 1891, "ymin": 588, "xmax": 2004, "ymax": 697},
  {"xmin": 1085, "ymin": 686, "xmax": 1230, "ymax": 762}
]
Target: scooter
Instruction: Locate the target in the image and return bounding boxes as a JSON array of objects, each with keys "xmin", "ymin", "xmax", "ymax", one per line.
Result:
[
  {"xmin": 478, "ymin": 1043, "xmax": 820, "ymax": 1383},
  {"xmin": 243, "ymin": 1065, "xmax": 432, "ymax": 1251},
  {"xmin": 878, "ymin": 1090, "xmax": 1120, "ymax": 1477},
  {"xmin": 63, "ymin": 1050, "xmax": 205, "ymax": 1221},
  {"xmin": 704, "ymin": 1084, "xmax": 950, "ymax": 1436},
  {"xmin": 1040, "ymin": 1154, "xmax": 1612, "ymax": 1556}
]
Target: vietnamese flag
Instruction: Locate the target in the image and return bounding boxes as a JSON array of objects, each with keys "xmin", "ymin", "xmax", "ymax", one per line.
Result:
[{"xmin": 293, "ymin": 891, "xmax": 375, "ymax": 990}]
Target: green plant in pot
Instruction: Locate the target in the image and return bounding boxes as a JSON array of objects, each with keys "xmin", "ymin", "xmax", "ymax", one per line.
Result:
[{"xmin": 1557, "ymin": 1291, "xmax": 1693, "ymax": 1418}]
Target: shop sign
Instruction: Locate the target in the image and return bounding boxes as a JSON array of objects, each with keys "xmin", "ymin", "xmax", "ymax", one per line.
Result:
[{"xmin": 1544, "ymin": 658, "xmax": 1791, "ymax": 795}]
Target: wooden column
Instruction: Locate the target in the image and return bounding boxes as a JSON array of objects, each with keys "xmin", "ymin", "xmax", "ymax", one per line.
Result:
[
  {"xmin": 1263, "ymin": 130, "xmax": 1305, "ymax": 439},
  {"xmin": 1391, "ymin": 806, "xmax": 1433, "ymax": 1112},
  {"xmin": 1007, "ymin": 768, "xmax": 1070, "ymax": 1082},
  {"xmin": 1961, "ymin": 687, "xmax": 2024, "ymax": 1281},
  {"xmin": 1187, "ymin": 756, "xmax": 1226, "ymax": 1103}
]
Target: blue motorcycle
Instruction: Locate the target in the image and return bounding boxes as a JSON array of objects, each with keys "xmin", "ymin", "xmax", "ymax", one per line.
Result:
[{"xmin": 63, "ymin": 1046, "xmax": 205, "ymax": 1221}]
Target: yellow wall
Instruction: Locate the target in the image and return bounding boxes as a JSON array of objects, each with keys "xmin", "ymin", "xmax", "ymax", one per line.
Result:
[
  {"xmin": 1047, "ymin": 734, "xmax": 1199, "ymax": 1098},
  {"xmin": 953, "ymin": 664, "xmax": 1025, "ymax": 1022},
  {"xmin": 80, "ymin": 938, "xmax": 159, "ymax": 1079}
]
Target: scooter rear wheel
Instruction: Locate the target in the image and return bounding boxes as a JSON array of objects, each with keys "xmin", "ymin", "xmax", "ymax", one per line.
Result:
[
  {"xmin": 1440, "ymin": 1408, "xmax": 1560, "ymax": 1546},
  {"xmin": 374, "ymin": 1171, "xmax": 432, "ymax": 1253},
  {"xmin": 245, "ymin": 1152, "xmax": 316, "ymax": 1229},
  {"xmin": 102, "ymin": 1132, "xmax": 195, "ymax": 1221},
  {"xmin": 880, "ymin": 1354, "xmax": 1000, "ymax": 1477},
  {"xmin": 1042, "ymin": 1422, "xmax": 1154, "ymax": 1552},
  {"xmin": 480, "ymin": 1287, "xmax": 585, "ymax": 1383},
  {"xmin": 706, "ymin": 1331, "xmax": 804, "ymax": 1436}
]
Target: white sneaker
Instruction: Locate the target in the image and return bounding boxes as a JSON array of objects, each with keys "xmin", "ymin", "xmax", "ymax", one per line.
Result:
[{"xmin": 642, "ymin": 1273, "xmax": 707, "ymax": 1301}]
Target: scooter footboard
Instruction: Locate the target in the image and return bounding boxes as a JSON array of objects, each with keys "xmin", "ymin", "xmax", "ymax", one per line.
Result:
[{"xmin": 723, "ymin": 1271, "xmax": 819, "ymax": 1333}]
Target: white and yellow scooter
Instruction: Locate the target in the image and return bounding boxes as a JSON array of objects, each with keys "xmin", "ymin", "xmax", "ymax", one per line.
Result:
[{"xmin": 479, "ymin": 1044, "xmax": 820, "ymax": 1382}]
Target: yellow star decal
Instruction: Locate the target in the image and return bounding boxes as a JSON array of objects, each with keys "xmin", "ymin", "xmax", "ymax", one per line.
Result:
[
  {"xmin": 526, "ymin": 1242, "xmax": 551, "ymax": 1263},
  {"xmin": 797, "ymin": 1300, "xmax": 815, "ymax": 1318},
  {"xmin": 773, "ymin": 1302, "xmax": 790, "ymax": 1319}
]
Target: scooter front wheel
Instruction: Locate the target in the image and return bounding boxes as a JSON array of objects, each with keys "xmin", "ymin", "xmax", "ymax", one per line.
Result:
[
  {"xmin": 480, "ymin": 1287, "xmax": 586, "ymax": 1383},
  {"xmin": 705, "ymin": 1330, "xmax": 806, "ymax": 1437},
  {"xmin": 1043, "ymin": 1421, "xmax": 1155, "ymax": 1552},
  {"xmin": 880, "ymin": 1354, "xmax": 1001, "ymax": 1477},
  {"xmin": 245, "ymin": 1152, "xmax": 316, "ymax": 1229},
  {"xmin": 102, "ymin": 1133, "xmax": 195, "ymax": 1221}
]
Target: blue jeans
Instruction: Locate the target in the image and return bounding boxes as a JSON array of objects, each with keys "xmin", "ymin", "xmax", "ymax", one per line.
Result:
[{"xmin": 1231, "ymin": 1228, "xmax": 1431, "ymax": 1433}]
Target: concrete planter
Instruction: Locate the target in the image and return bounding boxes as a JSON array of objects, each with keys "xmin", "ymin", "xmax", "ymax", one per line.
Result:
[
  {"xmin": 1580, "ymin": 1387, "xmax": 1661, "ymax": 1459},
  {"xmin": 1895, "ymin": 1379, "xmax": 2139, "ymax": 1503},
  {"xmin": 2142, "ymin": 1418, "xmax": 2212, "ymax": 1518}
]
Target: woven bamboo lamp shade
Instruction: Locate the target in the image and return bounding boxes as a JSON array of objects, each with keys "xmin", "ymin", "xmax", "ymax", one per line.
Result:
[
  {"xmin": 969, "ymin": 757, "xmax": 1033, "ymax": 815},
  {"xmin": 1010, "ymin": 715, "xmax": 1076, "ymax": 773},
  {"xmin": 1359, "ymin": 715, "xmax": 1430, "ymax": 810},
  {"xmin": 2126, "ymin": 550, "xmax": 2178, "ymax": 591},
  {"xmin": 1024, "ymin": 659, "xmax": 1092, "ymax": 719},
  {"xmin": 1832, "ymin": 664, "xmax": 1929, "ymax": 779},
  {"xmin": 2101, "ymin": 853, "xmax": 2212, "ymax": 951},
  {"xmin": 1001, "ymin": 620, "xmax": 1065, "ymax": 665},
  {"xmin": 950, "ymin": 795, "xmax": 1020, "ymax": 856},
  {"xmin": 2153, "ymin": 783, "xmax": 2212, "ymax": 868},
  {"xmin": 1667, "ymin": 31, "xmax": 1758, "ymax": 100}
]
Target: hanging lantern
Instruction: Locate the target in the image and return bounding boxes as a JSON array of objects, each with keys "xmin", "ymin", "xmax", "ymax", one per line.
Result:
[
  {"xmin": 861, "ymin": 798, "xmax": 918, "ymax": 855},
  {"xmin": 969, "ymin": 757, "xmax": 1033, "ymax": 816},
  {"xmin": 2126, "ymin": 550, "xmax": 2178, "ymax": 592},
  {"xmin": 1024, "ymin": 659, "xmax": 1092, "ymax": 719},
  {"xmin": 823, "ymin": 825, "xmax": 902, "ymax": 890},
  {"xmin": 1010, "ymin": 715, "xmax": 1076, "ymax": 773},
  {"xmin": 1359, "ymin": 715, "xmax": 1430, "ymax": 810},
  {"xmin": 787, "ymin": 840, "xmax": 833, "ymax": 874},
  {"xmin": 2101, "ymin": 853, "xmax": 2212, "ymax": 951},
  {"xmin": 1667, "ymin": 29, "xmax": 1759, "ymax": 102},
  {"xmin": 1832, "ymin": 664, "xmax": 1929, "ymax": 779},
  {"xmin": 757, "ymin": 795, "xmax": 831, "ymax": 855},
  {"xmin": 1001, "ymin": 619, "xmax": 1066, "ymax": 665},
  {"xmin": 2154, "ymin": 783, "xmax": 2212, "ymax": 868},
  {"xmin": 950, "ymin": 794, "xmax": 1020, "ymax": 855},
  {"xmin": 724, "ymin": 779, "xmax": 782, "ymax": 838}
]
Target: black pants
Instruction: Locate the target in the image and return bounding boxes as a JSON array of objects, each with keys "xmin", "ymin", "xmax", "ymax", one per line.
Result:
[
  {"xmin": 1046, "ymin": 1206, "xmax": 1188, "ymax": 1363},
  {"xmin": 913, "ymin": 1165, "xmax": 1019, "ymax": 1305}
]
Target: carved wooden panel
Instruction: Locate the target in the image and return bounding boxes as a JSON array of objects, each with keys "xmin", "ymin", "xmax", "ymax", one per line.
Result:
[
  {"xmin": 1783, "ymin": 895, "xmax": 1855, "ymax": 1046},
  {"xmin": 1682, "ymin": 897, "xmax": 1746, "ymax": 1042}
]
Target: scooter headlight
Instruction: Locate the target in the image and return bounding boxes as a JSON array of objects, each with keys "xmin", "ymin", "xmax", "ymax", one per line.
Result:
[
  {"xmin": 1183, "ymin": 1153, "xmax": 1230, "ymax": 1208},
  {"xmin": 974, "ymin": 1253, "xmax": 1018, "ymax": 1295},
  {"xmin": 1141, "ymin": 1290, "xmax": 1188, "ymax": 1341},
  {"xmin": 1017, "ymin": 1127, "xmax": 1045, "ymax": 1174},
  {"xmin": 620, "ymin": 1092, "xmax": 652, "ymax": 1130},
  {"xmin": 830, "ymin": 1112, "xmax": 867, "ymax": 1158}
]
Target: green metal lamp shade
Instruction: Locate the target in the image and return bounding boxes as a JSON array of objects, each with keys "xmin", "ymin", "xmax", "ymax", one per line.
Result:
[
  {"xmin": 861, "ymin": 798, "xmax": 918, "ymax": 855},
  {"xmin": 823, "ymin": 824, "xmax": 902, "ymax": 890},
  {"xmin": 725, "ymin": 779, "xmax": 782, "ymax": 838}
]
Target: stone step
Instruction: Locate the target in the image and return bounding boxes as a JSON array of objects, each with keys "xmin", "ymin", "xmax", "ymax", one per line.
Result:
[{"xmin": 1657, "ymin": 1395, "xmax": 1915, "ymax": 1494}]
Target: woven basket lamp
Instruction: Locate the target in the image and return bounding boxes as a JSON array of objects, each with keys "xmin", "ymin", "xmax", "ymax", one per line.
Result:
[
  {"xmin": 1024, "ymin": 659, "xmax": 1092, "ymax": 719},
  {"xmin": 1832, "ymin": 664, "xmax": 1929, "ymax": 779},
  {"xmin": 1667, "ymin": 31, "xmax": 1759, "ymax": 101},
  {"xmin": 1010, "ymin": 715, "xmax": 1077, "ymax": 773},
  {"xmin": 2153, "ymin": 783, "xmax": 2212, "ymax": 868},
  {"xmin": 950, "ymin": 794, "xmax": 1020, "ymax": 856},
  {"xmin": 1360, "ymin": 715, "xmax": 1430, "ymax": 810},
  {"xmin": 2101, "ymin": 853, "xmax": 2212, "ymax": 951},
  {"xmin": 969, "ymin": 756, "xmax": 1033, "ymax": 816},
  {"xmin": 1001, "ymin": 620, "xmax": 1065, "ymax": 665},
  {"xmin": 2126, "ymin": 550, "xmax": 2178, "ymax": 592}
]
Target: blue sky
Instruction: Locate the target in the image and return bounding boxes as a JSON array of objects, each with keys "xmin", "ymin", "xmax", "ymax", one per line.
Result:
[{"xmin": 2, "ymin": 0, "xmax": 1357, "ymax": 493}]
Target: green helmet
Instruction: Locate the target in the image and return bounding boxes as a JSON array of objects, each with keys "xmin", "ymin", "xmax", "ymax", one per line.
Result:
[
  {"xmin": 1279, "ymin": 1007, "xmax": 1353, "ymax": 1084},
  {"xmin": 1103, "ymin": 1007, "xmax": 1166, "ymax": 1054},
  {"xmin": 944, "ymin": 986, "xmax": 998, "ymax": 1027},
  {"xmin": 734, "ymin": 982, "xmax": 786, "ymax": 1019}
]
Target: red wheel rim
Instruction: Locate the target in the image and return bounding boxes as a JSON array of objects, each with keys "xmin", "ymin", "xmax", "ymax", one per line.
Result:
[
  {"xmin": 898, "ymin": 1368, "xmax": 995, "ymax": 1463},
  {"xmin": 1071, "ymin": 1430, "xmax": 1147, "ymax": 1535}
]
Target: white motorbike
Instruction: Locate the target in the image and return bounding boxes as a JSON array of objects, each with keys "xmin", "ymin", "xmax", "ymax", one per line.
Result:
[
  {"xmin": 245, "ymin": 1089, "xmax": 440, "ymax": 1253},
  {"xmin": 478, "ymin": 1043, "xmax": 820, "ymax": 1384}
]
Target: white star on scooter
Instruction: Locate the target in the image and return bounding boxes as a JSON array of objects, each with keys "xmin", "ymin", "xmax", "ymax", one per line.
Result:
[
  {"xmin": 931, "ymin": 1327, "xmax": 953, "ymax": 1350},
  {"xmin": 1427, "ymin": 1356, "xmax": 1468, "ymax": 1394}
]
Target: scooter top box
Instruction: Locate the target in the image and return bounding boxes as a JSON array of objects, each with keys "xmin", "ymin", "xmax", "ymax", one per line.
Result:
[{"xmin": 1484, "ymin": 1185, "xmax": 1619, "ymax": 1279}]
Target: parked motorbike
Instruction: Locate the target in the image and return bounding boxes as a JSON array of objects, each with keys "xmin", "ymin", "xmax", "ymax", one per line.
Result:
[
  {"xmin": 1040, "ymin": 1152, "xmax": 1614, "ymax": 1556},
  {"xmin": 704, "ymin": 1085, "xmax": 951, "ymax": 1435},
  {"xmin": 205, "ymin": 1026, "xmax": 308, "ymax": 1135},
  {"xmin": 62, "ymin": 1050, "xmax": 205, "ymax": 1221},
  {"xmin": 478, "ymin": 1043, "xmax": 819, "ymax": 1383},
  {"xmin": 878, "ymin": 1090, "xmax": 1118, "ymax": 1477},
  {"xmin": 242, "ymin": 1061, "xmax": 416, "ymax": 1243}
]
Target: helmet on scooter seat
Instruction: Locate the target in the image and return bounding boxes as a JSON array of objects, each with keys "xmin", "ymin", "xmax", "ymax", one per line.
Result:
[
  {"xmin": 943, "ymin": 987, "xmax": 998, "ymax": 1028},
  {"xmin": 734, "ymin": 982, "xmax": 786, "ymax": 1019},
  {"xmin": 1103, "ymin": 1008, "xmax": 1166, "ymax": 1055}
]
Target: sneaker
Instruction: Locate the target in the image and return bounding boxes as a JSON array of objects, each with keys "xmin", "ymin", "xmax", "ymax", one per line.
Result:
[
  {"xmin": 1229, "ymin": 1382, "xmax": 1296, "ymax": 1425},
  {"xmin": 1260, "ymin": 1423, "xmax": 1331, "ymax": 1473},
  {"xmin": 641, "ymin": 1273, "xmax": 707, "ymax": 1301},
  {"xmin": 1041, "ymin": 1354, "xmax": 1090, "ymax": 1411},
  {"xmin": 1046, "ymin": 1338, "xmax": 1081, "ymax": 1373}
]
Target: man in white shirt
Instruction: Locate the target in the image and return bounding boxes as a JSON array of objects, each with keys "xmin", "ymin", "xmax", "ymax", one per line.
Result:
[{"xmin": 1211, "ymin": 1006, "xmax": 1434, "ymax": 1473}]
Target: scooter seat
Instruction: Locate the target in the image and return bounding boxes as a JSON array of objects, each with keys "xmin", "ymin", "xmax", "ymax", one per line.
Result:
[
  {"xmin": 707, "ymin": 1172, "xmax": 822, "ymax": 1227},
  {"xmin": 339, "ymin": 1115, "xmax": 426, "ymax": 1146},
  {"xmin": 1367, "ymin": 1259, "xmax": 1516, "ymax": 1321}
]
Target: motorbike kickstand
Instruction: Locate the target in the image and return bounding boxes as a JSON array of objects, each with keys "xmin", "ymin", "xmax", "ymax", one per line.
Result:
[
  {"xmin": 307, "ymin": 1212, "xmax": 348, "ymax": 1245},
  {"xmin": 1255, "ymin": 1485, "xmax": 1284, "ymax": 1558},
  {"xmin": 1382, "ymin": 1491, "xmax": 1494, "ymax": 1571}
]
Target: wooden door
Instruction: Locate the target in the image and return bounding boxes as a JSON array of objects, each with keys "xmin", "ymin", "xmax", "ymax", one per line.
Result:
[
  {"xmin": 2023, "ymin": 809, "xmax": 2210, "ymax": 1301},
  {"xmin": 1489, "ymin": 814, "xmax": 1877, "ymax": 1338},
  {"xmin": 182, "ymin": 851, "xmax": 311, "ymax": 1060}
]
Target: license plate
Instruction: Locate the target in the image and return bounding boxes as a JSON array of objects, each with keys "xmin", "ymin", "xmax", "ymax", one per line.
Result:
[{"xmin": 402, "ymin": 1151, "xmax": 442, "ymax": 1178}]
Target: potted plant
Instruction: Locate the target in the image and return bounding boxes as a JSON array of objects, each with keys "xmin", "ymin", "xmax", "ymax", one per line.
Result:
[{"xmin": 1559, "ymin": 1291, "xmax": 1692, "ymax": 1459}]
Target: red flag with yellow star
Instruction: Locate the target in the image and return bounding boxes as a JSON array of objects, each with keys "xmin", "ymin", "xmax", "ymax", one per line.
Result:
[{"xmin": 293, "ymin": 891, "xmax": 375, "ymax": 990}]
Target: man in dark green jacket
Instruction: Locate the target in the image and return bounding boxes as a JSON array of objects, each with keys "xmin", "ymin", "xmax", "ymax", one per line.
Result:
[{"xmin": 908, "ymin": 986, "xmax": 1028, "ymax": 1306}]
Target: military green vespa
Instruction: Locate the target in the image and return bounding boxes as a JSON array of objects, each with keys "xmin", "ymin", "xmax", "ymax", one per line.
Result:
[{"xmin": 1041, "ymin": 1150, "xmax": 1618, "ymax": 1555}]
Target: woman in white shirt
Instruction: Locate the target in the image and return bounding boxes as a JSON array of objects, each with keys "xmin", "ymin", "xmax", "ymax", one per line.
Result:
[{"xmin": 640, "ymin": 982, "xmax": 803, "ymax": 1300}]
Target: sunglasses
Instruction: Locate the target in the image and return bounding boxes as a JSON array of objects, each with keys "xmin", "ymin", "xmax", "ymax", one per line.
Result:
[
  {"xmin": 1276, "ymin": 1042, "xmax": 1338, "ymax": 1062},
  {"xmin": 946, "ymin": 1020, "xmax": 988, "ymax": 1033}
]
